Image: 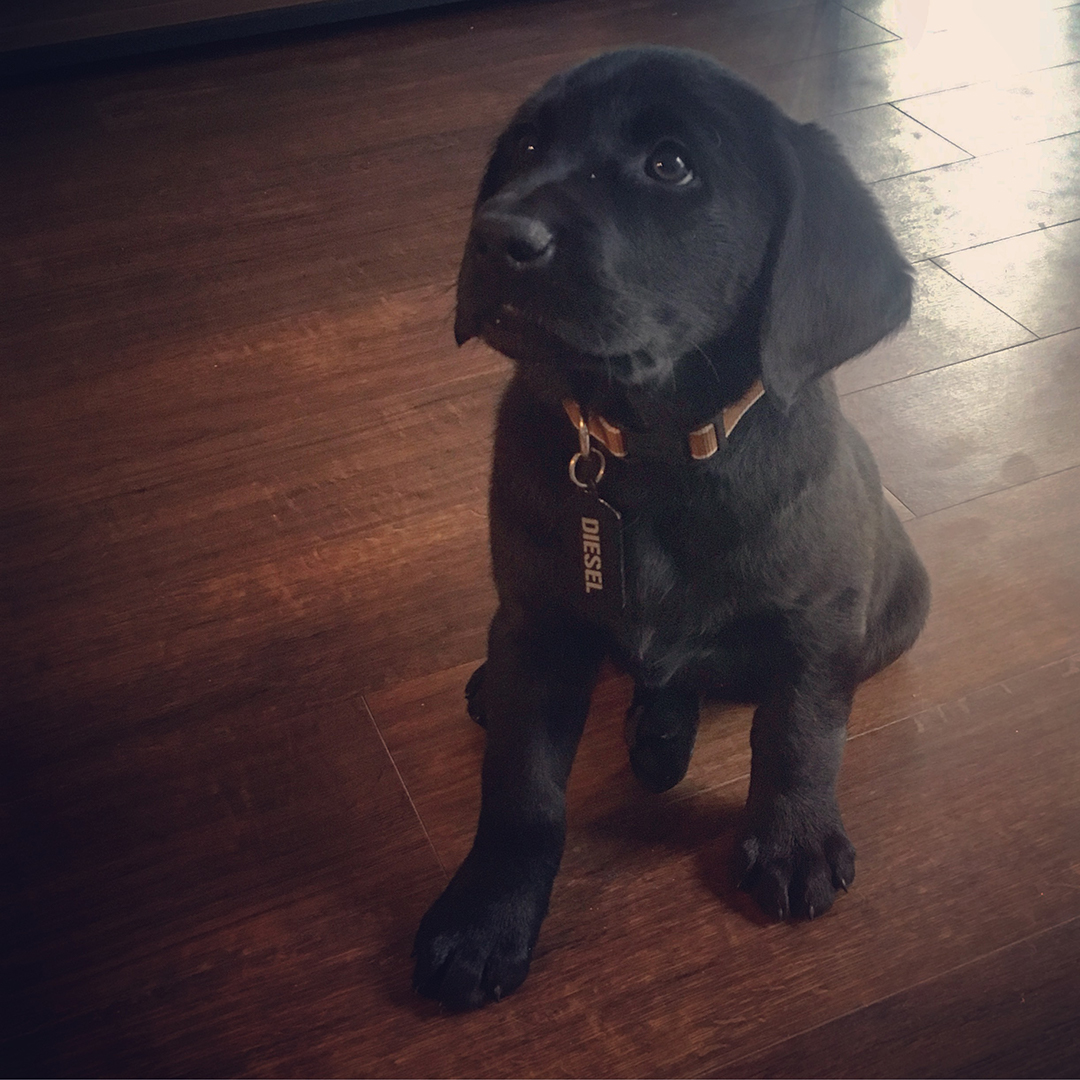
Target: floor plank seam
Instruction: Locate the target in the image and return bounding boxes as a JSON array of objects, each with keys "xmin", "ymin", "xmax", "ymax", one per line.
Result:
[
  {"xmin": 707, "ymin": 911, "xmax": 1080, "ymax": 1079},
  {"xmin": 839, "ymin": 330, "xmax": 1077, "ymax": 398},
  {"xmin": 910, "ymin": 460, "xmax": 1080, "ymax": 516},
  {"xmin": 920, "ymin": 213, "xmax": 1080, "ymax": 262},
  {"xmin": 924, "ymin": 259, "xmax": 1039, "ymax": 338},
  {"xmin": 882, "ymin": 484, "xmax": 916, "ymax": 517},
  {"xmin": 885, "ymin": 102, "xmax": 976, "ymax": 162},
  {"xmin": 359, "ymin": 693, "xmax": 448, "ymax": 880},
  {"xmin": 675, "ymin": 648, "xmax": 1080, "ymax": 805}
]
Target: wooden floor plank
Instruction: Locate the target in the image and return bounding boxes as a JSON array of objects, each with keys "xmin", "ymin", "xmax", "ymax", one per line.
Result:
[
  {"xmin": 728, "ymin": 916, "xmax": 1080, "ymax": 1079},
  {"xmin": 834, "ymin": 261, "xmax": 1033, "ymax": 395},
  {"xmin": 937, "ymin": 219, "xmax": 1080, "ymax": 339},
  {"xmin": 3, "ymin": 694, "xmax": 445, "ymax": 1076},
  {"xmin": 896, "ymin": 61, "xmax": 1080, "ymax": 157},
  {"xmin": 826, "ymin": 103, "xmax": 970, "ymax": 184},
  {"xmin": 2, "ymin": 351, "xmax": 501, "ymax": 710},
  {"xmin": 843, "ymin": 331, "xmax": 1080, "ymax": 515},
  {"xmin": 791, "ymin": 4, "xmax": 1080, "ymax": 114},
  {"xmin": 871, "ymin": 131, "xmax": 1080, "ymax": 261},
  {"xmin": 360, "ymin": 651, "xmax": 1080, "ymax": 1078}
]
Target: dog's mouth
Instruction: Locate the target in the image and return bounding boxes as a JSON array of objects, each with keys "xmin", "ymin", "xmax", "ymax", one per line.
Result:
[
  {"xmin": 461, "ymin": 301, "xmax": 597, "ymax": 369},
  {"xmin": 459, "ymin": 301, "xmax": 672, "ymax": 390}
]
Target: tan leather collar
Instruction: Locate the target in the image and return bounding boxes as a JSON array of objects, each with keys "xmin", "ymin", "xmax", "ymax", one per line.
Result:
[{"xmin": 563, "ymin": 379, "xmax": 765, "ymax": 462}]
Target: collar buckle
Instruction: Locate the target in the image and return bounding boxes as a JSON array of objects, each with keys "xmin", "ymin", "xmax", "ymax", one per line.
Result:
[{"xmin": 563, "ymin": 379, "xmax": 764, "ymax": 464}]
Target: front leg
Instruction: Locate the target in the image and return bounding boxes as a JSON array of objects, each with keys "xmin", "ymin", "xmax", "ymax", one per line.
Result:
[
  {"xmin": 413, "ymin": 605, "xmax": 603, "ymax": 1010},
  {"xmin": 737, "ymin": 673, "xmax": 858, "ymax": 921},
  {"xmin": 625, "ymin": 681, "xmax": 700, "ymax": 794}
]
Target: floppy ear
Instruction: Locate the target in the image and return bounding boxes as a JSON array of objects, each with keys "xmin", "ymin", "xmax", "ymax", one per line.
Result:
[{"xmin": 760, "ymin": 121, "xmax": 913, "ymax": 406}]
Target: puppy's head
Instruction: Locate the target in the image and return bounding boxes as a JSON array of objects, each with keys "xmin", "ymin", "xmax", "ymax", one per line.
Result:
[{"xmin": 455, "ymin": 47, "xmax": 912, "ymax": 406}]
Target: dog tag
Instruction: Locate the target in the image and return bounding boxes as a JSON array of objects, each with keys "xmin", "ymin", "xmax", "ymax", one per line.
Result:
[{"xmin": 563, "ymin": 486, "xmax": 626, "ymax": 618}]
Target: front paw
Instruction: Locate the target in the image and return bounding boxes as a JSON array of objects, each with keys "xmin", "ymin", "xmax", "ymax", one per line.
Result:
[
  {"xmin": 413, "ymin": 867, "xmax": 547, "ymax": 1010},
  {"xmin": 625, "ymin": 683, "xmax": 699, "ymax": 794},
  {"xmin": 736, "ymin": 804, "xmax": 856, "ymax": 921}
]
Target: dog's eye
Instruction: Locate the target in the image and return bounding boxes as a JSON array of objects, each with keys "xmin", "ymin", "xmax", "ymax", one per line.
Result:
[{"xmin": 647, "ymin": 141, "xmax": 694, "ymax": 185}]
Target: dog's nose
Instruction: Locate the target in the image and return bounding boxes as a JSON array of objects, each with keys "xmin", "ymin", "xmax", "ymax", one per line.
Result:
[{"xmin": 472, "ymin": 211, "xmax": 555, "ymax": 269}]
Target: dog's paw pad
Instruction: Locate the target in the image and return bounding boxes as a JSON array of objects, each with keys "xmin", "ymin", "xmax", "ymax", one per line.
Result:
[
  {"xmin": 413, "ymin": 874, "xmax": 543, "ymax": 1010},
  {"xmin": 737, "ymin": 822, "xmax": 855, "ymax": 921},
  {"xmin": 414, "ymin": 931, "xmax": 531, "ymax": 1012}
]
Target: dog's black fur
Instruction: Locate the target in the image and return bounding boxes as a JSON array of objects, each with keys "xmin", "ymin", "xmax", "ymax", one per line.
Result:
[{"xmin": 413, "ymin": 47, "xmax": 930, "ymax": 1011}]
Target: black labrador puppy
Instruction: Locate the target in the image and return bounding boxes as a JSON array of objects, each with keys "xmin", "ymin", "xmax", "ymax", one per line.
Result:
[{"xmin": 413, "ymin": 46, "xmax": 930, "ymax": 1011}]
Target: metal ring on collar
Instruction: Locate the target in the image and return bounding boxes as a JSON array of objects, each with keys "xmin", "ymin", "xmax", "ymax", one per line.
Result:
[{"xmin": 569, "ymin": 448, "xmax": 606, "ymax": 489}]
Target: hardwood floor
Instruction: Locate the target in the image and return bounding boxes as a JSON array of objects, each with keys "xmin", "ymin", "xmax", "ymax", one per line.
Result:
[
  {"xmin": 2, "ymin": 1, "xmax": 1078, "ymax": 1075},
  {"xmin": 0, "ymin": 1, "xmax": 467, "ymax": 76}
]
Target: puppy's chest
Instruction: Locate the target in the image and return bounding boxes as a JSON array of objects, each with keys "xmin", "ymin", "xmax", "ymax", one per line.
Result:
[
  {"xmin": 629, "ymin": 509, "xmax": 738, "ymax": 601},
  {"xmin": 611, "ymin": 505, "xmax": 747, "ymax": 670},
  {"xmin": 564, "ymin": 464, "xmax": 745, "ymax": 602}
]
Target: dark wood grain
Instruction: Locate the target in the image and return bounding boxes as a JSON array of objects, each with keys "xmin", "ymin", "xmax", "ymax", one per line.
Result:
[
  {"xmin": 2, "ymin": 0, "xmax": 1079, "ymax": 1075},
  {"xmin": 3, "ymin": 694, "xmax": 447, "ymax": 1076},
  {"xmin": 361, "ymin": 651, "xmax": 1080, "ymax": 1078},
  {"xmin": 730, "ymin": 916, "xmax": 1080, "ymax": 1079}
]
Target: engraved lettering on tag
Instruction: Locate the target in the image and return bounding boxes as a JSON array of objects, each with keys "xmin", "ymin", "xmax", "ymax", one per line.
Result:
[{"xmin": 581, "ymin": 517, "xmax": 603, "ymax": 592}]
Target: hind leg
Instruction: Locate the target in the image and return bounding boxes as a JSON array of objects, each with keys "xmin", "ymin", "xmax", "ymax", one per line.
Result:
[
  {"xmin": 625, "ymin": 682, "xmax": 700, "ymax": 793},
  {"xmin": 861, "ymin": 523, "xmax": 931, "ymax": 681}
]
